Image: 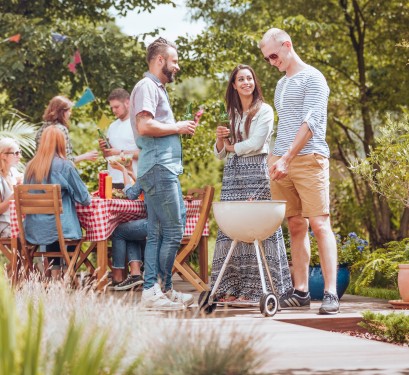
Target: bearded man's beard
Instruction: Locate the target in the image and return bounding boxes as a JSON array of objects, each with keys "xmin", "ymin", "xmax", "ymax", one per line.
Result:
[{"xmin": 162, "ymin": 64, "xmax": 175, "ymax": 83}]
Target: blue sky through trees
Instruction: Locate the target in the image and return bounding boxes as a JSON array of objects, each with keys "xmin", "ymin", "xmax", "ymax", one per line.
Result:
[{"xmin": 113, "ymin": 0, "xmax": 205, "ymax": 43}]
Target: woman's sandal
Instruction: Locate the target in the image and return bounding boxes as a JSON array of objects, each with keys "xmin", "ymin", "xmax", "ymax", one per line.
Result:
[{"xmin": 218, "ymin": 295, "xmax": 237, "ymax": 303}]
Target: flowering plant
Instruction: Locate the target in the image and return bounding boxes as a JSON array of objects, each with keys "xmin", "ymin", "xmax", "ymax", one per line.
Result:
[
  {"xmin": 337, "ymin": 232, "xmax": 369, "ymax": 266},
  {"xmin": 309, "ymin": 231, "xmax": 369, "ymax": 267}
]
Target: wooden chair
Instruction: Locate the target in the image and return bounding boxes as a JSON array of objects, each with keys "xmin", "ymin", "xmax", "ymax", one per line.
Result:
[
  {"xmin": 14, "ymin": 184, "xmax": 85, "ymax": 278},
  {"xmin": 172, "ymin": 185, "xmax": 214, "ymax": 292},
  {"xmin": 0, "ymin": 237, "xmax": 19, "ymax": 281},
  {"xmin": 0, "ymin": 238, "xmax": 13, "ymax": 266}
]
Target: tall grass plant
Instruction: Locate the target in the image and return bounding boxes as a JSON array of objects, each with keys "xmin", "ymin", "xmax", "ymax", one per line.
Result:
[{"xmin": 1, "ymin": 273, "xmax": 263, "ymax": 374}]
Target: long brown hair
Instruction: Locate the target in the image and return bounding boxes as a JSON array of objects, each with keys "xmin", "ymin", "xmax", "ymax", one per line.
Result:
[
  {"xmin": 43, "ymin": 95, "xmax": 73, "ymax": 127},
  {"xmin": 25, "ymin": 126, "xmax": 67, "ymax": 183},
  {"xmin": 225, "ymin": 64, "xmax": 264, "ymax": 143}
]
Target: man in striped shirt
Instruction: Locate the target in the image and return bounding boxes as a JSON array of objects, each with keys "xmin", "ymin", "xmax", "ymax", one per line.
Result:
[{"xmin": 259, "ymin": 28, "xmax": 339, "ymax": 315}]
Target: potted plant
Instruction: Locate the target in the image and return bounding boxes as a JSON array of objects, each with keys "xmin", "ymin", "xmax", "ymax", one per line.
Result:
[{"xmin": 309, "ymin": 231, "xmax": 369, "ymax": 300}]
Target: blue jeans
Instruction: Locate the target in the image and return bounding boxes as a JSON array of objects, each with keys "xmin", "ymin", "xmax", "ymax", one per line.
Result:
[
  {"xmin": 111, "ymin": 219, "xmax": 148, "ymax": 269},
  {"xmin": 138, "ymin": 165, "xmax": 186, "ymax": 290}
]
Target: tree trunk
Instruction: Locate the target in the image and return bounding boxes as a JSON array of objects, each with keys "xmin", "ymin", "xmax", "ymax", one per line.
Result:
[
  {"xmin": 399, "ymin": 207, "xmax": 409, "ymax": 239},
  {"xmin": 339, "ymin": 0, "xmax": 395, "ymax": 246}
]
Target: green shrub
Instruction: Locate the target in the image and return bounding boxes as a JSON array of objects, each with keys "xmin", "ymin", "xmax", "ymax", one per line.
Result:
[
  {"xmin": 351, "ymin": 238, "xmax": 409, "ymax": 292},
  {"xmin": 360, "ymin": 311, "xmax": 409, "ymax": 345},
  {"xmin": 352, "ymin": 114, "xmax": 409, "ymax": 208},
  {"xmin": 309, "ymin": 231, "xmax": 369, "ymax": 267}
]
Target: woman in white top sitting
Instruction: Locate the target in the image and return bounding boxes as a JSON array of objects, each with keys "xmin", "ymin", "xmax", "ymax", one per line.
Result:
[{"xmin": 0, "ymin": 137, "xmax": 23, "ymax": 237}]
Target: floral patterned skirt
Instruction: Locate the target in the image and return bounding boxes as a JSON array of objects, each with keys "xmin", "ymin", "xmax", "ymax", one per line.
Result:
[{"xmin": 210, "ymin": 154, "xmax": 292, "ymax": 301}]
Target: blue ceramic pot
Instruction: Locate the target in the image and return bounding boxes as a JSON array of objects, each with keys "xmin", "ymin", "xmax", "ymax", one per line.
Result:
[{"xmin": 308, "ymin": 264, "xmax": 350, "ymax": 300}]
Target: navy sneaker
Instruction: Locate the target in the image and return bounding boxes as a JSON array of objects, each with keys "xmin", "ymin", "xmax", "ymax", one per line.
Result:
[
  {"xmin": 319, "ymin": 291, "xmax": 340, "ymax": 315},
  {"xmin": 114, "ymin": 275, "xmax": 144, "ymax": 291},
  {"xmin": 108, "ymin": 280, "xmax": 121, "ymax": 291},
  {"xmin": 279, "ymin": 288, "xmax": 311, "ymax": 310}
]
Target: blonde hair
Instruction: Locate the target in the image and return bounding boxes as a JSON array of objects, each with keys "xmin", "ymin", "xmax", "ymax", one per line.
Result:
[
  {"xmin": 25, "ymin": 126, "xmax": 66, "ymax": 183},
  {"xmin": 0, "ymin": 137, "xmax": 19, "ymax": 177},
  {"xmin": 259, "ymin": 28, "xmax": 291, "ymax": 49},
  {"xmin": 43, "ymin": 95, "xmax": 73, "ymax": 127}
]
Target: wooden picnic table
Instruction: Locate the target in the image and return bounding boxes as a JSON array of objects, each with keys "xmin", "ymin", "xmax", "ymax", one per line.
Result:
[{"xmin": 10, "ymin": 197, "xmax": 209, "ymax": 290}]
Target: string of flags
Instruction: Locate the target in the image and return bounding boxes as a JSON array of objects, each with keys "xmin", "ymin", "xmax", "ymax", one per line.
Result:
[{"xmin": 1, "ymin": 30, "xmax": 108, "ymax": 127}]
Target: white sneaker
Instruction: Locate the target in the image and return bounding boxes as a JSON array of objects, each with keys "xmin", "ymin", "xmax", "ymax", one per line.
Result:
[
  {"xmin": 165, "ymin": 289, "xmax": 194, "ymax": 307},
  {"xmin": 141, "ymin": 283, "xmax": 185, "ymax": 311}
]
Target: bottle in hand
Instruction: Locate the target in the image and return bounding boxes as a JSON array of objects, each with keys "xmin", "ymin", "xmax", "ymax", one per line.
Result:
[
  {"xmin": 219, "ymin": 102, "xmax": 231, "ymax": 138},
  {"xmin": 98, "ymin": 128, "xmax": 111, "ymax": 148}
]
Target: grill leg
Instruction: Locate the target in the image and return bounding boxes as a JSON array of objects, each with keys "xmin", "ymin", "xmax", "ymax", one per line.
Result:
[
  {"xmin": 258, "ymin": 239, "xmax": 278, "ymax": 296},
  {"xmin": 254, "ymin": 239, "xmax": 268, "ymax": 295},
  {"xmin": 209, "ymin": 239, "xmax": 238, "ymax": 303}
]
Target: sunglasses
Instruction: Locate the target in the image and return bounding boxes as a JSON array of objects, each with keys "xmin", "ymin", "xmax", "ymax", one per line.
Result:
[
  {"xmin": 5, "ymin": 150, "xmax": 21, "ymax": 156},
  {"xmin": 263, "ymin": 43, "xmax": 285, "ymax": 62}
]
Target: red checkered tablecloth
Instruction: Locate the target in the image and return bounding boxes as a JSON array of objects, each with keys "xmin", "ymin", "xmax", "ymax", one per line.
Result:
[
  {"xmin": 10, "ymin": 198, "xmax": 209, "ymax": 242},
  {"xmin": 75, "ymin": 198, "xmax": 146, "ymax": 241}
]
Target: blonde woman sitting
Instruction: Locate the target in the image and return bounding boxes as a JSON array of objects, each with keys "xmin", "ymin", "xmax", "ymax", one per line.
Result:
[{"xmin": 0, "ymin": 137, "xmax": 23, "ymax": 238}]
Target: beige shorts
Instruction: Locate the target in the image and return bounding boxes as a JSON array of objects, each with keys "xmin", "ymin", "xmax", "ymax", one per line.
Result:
[{"xmin": 268, "ymin": 154, "xmax": 330, "ymax": 218}]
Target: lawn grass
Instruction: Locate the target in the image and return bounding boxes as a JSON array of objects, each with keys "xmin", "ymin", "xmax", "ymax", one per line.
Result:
[{"xmin": 347, "ymin": 285, "xmax": 400, "ymax": 300}]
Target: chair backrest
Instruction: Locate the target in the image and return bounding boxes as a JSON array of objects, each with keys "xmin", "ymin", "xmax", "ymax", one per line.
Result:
[
  {"xmin": 185, "ymin": 185, "xmax": 214, "ymax": 248},
  {"xmin": 14, "ymin": 184, "xmax": 66, "ymax": 251}
]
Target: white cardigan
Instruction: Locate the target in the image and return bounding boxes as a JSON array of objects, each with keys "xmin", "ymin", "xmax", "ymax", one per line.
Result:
[{"xmin": 214, "ymin": 102, "xmax": 274, "ymax": 160}]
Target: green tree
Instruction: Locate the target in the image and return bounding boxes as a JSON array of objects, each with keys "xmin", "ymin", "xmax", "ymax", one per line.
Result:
[
  {"xmin": 181, "ymin": 0, "xmax": 409, "ymax": 245},
  {"xmin": 352, "ymin": 114, "xmax": 409, "ymax": 209},
  {"xmin": 0, "ymin": 0, "xmax": 173, "ymax": 120},
  {"xmin": 0, "ymin": 0, "xmax": 218, "ymax": 190}
]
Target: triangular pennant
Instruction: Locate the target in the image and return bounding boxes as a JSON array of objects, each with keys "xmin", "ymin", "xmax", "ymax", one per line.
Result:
[
  {"xmin": 1, "ymin": 34, "xmax": 22, "ymax": 44},
  {"xmin": 73, "ymin": 50, "xmax": 82, "ymax": 64},
  {"xmin": 51, "ymin": 32, "xmax": 67, "ymax": 43},
  {"xmin": 68, "ymin": 62, "xmax": 76, "ymax": 73},
  {"xmin": 97, "ymin": 114, "xmax": 111, "ymax": 130},
  {"xmin": 67, "ymin": 50, "xmax": 82, "ymax": 73},
  {"xmin": 74, "ymin": 88, "xmax": 95, "ymax": 108},
  {"xmin": 8, "ymin": 34, "xmax": 21, "ymax": 43}
]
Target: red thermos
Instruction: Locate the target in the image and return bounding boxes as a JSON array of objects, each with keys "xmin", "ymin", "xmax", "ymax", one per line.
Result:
[{"xmin": 99, "ymin": 170, "xmax": 108, "ymax": 198}]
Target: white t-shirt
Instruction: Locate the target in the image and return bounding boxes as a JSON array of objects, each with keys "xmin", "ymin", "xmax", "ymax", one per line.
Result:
[{"xmin": 106, "ymin": 118, "xmax": 138, "ymax": 183}]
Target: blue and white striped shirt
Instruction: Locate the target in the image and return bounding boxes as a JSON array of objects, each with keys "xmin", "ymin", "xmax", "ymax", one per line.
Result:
[{"xmin": 273, "ymin": 65, "xmax": 330, "ymax": 157}]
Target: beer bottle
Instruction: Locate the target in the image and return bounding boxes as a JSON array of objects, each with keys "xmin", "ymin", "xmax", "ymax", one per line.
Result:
[{"xmin": 97, "ymin": 128, "xmax": 111, "ymax": 148}]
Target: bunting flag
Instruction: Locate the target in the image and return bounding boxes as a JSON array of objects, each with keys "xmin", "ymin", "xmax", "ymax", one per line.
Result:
[
  {"xmin": 97, "ymin": 114, "xmax": 111, "ymax": 130},
  {"xmin": 51, "ymin": 32, "xmax": 68, "ymax": 43},
  {"xmin": 0, "ymin": 33, "xmax": 21, "ymax": 44},
  {"xmin": 74, "ymin": 88, "xmax": 95, "ymax": 108},
  {"xmin": 67, "ymin": 50, "xmax": 82, "ymax": 73},
  {"xmin": 73, "ymin": 50, "xmax": 82, "ymax": 64},
  {"xmin": 68, "ymin": 62, "xmax": 76, "ymax": 73}
]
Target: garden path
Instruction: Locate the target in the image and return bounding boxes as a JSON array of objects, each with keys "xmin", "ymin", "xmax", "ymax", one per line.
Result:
[{"xmin": 109, "ymin": 276, "xmax": 409, "ymax": 374}]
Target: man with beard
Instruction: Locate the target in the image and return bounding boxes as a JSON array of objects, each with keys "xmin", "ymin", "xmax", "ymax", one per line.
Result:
[{"xmin": 129, "ymin": 37, "xmax": 197, "ymax": 310}]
